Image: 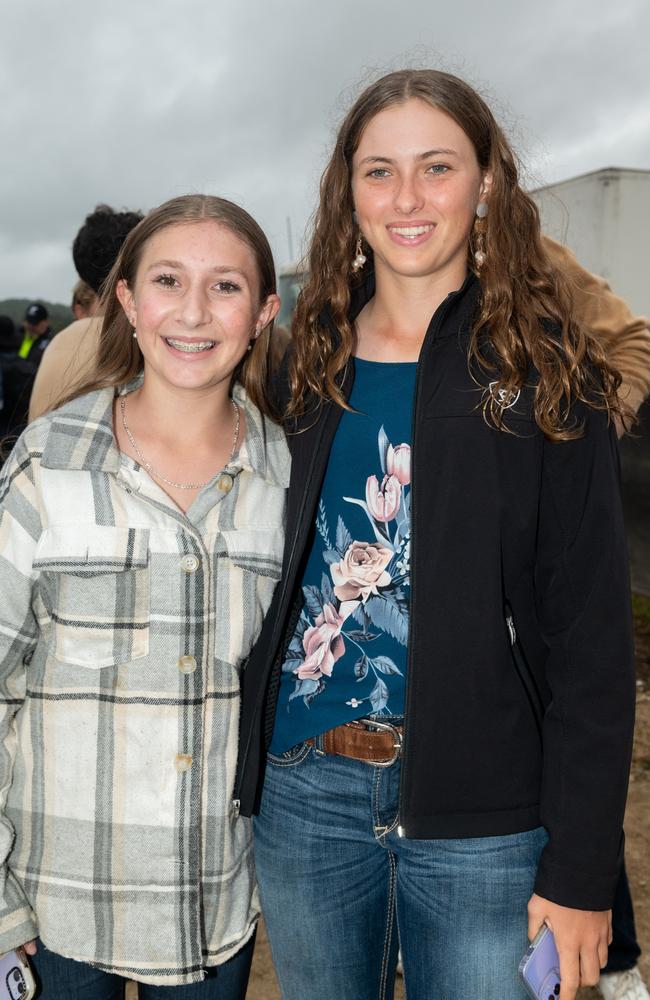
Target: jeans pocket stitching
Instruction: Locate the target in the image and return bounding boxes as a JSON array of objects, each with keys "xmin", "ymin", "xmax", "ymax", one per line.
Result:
[{"xmin": 266, "ymin": 743, "xmax": 312, "ymax": 768}]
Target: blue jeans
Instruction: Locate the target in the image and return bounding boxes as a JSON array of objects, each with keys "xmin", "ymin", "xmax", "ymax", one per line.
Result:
[
  {"xmin": 28, "ymin": 933, "xmax": 255, "ymax": 999},
  {"xmin": 253, "ymin": 740, "xmax": 547, "ymax": 1000}
]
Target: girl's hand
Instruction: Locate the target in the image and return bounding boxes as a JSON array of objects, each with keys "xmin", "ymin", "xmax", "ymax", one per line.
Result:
[
  {"xmin": 20, "ymin": 939, "xmax": 37, "ymax": 956},
  {"xmin": 528, "ymin": 893, "xmax": 611, "ymax": 1000}
]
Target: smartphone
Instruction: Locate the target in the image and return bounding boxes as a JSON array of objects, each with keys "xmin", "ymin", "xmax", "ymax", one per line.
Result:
[
  {"xmin": 518, "ymin": 925, "xmax": 561, "ymax": 1000},
  {"xmin": 0, "ymin": 950, "xmax": 36, "ymax": 1000}
]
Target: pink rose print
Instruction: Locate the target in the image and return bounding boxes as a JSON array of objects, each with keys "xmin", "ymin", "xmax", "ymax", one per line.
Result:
[
  {"xmin": 296, "ymin": 602, "xmax": 346, "ymax": 680},
  {"xmin": 366, "ymin": 474, "xmax": 401, "ymax": 522},
  {"xmin": 331, "ymin": 540, "xmax": 392, "ymax": 602},
  {"xmin": 386, "ymin": 443, "xmax": 411, "ymax": 486}
]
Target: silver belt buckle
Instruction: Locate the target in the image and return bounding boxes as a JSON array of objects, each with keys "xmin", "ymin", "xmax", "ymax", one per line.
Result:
[{"xmin": 359, "ymin": 718, "xmax": 403, "ymax": 768}]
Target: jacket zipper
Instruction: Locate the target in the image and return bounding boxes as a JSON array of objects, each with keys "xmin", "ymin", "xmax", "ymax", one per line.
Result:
[
  {"xmin": 397, "ymin": 292, "xmax": 459, "ymax": 838},
  {"xmin": 504, "ymin": 603, "xmax": 544, "ymax": 741},
  {"xmin": 235, "ymin": 404, "xmax": 334, "ymax": 806}
]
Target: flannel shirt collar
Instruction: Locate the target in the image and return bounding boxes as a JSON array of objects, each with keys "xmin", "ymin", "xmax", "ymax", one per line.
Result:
[{"xmin": 41, "ymin": 377, "xmax": 289, "ymax": 488}]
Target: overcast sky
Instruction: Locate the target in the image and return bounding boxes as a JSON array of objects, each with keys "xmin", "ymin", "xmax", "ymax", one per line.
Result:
[{"xmin": 2, "ymin": 0, "xmax": 649, "ymax": 304}]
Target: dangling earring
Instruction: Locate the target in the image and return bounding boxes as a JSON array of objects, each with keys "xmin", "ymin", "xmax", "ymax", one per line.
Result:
[
  {"xmin": 132, "ymin": 330, "xmax": 137, "ymax": 340},
  {"xmin": 473, "ymin": 202, "xmax": 488, "ymax": 269},
  {"xmin": 351, "ymin": 233, "xmax": 367, "ymax": 273}
]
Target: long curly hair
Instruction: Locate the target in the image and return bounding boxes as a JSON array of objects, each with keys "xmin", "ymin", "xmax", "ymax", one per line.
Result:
[
  {"xmin": 52, "ymin": 195, "xmax": 281, "ymax": 419},
  {"xmin": 289, "ymin": 69, "xmax": 624, "ymax": 439}
]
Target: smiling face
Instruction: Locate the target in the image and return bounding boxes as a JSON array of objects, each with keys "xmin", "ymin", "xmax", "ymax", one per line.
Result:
[
  {"xmin": 351, "ymin": 98, "xmax": 490, "ymax": 288},
  {"xmin": 116, "ymin": 219, "xmax": 279, "ymax": 396}
]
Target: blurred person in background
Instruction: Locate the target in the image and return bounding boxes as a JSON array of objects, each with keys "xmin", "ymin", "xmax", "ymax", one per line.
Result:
[
  {"xmin": 71, "ymin": 278, "xmax": 99, "ymax": 320},
  {"xmin": 18, "ymin": 302, "xmax": 55, "ymax": 363},
  {"xmin": 30, "ymin": 204, "xmax": 143, "ymax": 420},
  {"xmin": 0, "ymin": 307, "xmax": 54, "ymax": 449}
]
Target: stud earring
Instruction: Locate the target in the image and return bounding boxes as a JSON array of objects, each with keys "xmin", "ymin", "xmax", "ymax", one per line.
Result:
[{"xmin": 351, "ymin": 233, "xmax": 367, "ymax": 273}]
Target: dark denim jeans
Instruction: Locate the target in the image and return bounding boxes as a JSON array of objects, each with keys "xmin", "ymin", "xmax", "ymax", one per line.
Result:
[
  {"xmin": 28, "ymin": 932, "xmax": 255, "ymax": 999},
  {"xmin": 253, "ymin": 740, "xmax": 547, "ymax": 1000}
]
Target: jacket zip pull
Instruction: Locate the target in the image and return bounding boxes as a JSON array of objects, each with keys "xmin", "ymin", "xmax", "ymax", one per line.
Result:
[
  {"xmin": 231, "ymin": 799, "xmax": 241, "ymax": 818},
  {"xmin": 504, "ymin": 603, "xmax": 516, "ymax": 645}
]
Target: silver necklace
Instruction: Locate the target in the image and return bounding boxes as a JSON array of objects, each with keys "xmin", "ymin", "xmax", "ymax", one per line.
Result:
[{"xmin": 119, "ymin": 393, "xmax": 240, "ymax": 490}]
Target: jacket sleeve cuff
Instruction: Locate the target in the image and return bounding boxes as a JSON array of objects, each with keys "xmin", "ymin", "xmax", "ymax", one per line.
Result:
[
  {"xmin": 0, "ymin": 904, "xmax": 38, "ymax": 955},
  {"xmin": 534, "ymin": 841, "xmax": 623, "ymax": 911}
]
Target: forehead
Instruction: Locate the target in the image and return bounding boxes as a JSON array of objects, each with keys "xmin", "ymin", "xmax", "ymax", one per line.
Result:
[
  {"xmin": 138, "ymin": 220, "xmax": 256, "ymax": 272},
  {"xmin": 354, "ymin": 98, "xmax": 476, "ymax": 161}
]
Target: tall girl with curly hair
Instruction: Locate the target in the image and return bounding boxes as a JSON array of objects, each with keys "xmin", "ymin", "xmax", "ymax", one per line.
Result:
[{"xmin": 235, "ymin": 70, "xmax": 636, "ymax": 1000}]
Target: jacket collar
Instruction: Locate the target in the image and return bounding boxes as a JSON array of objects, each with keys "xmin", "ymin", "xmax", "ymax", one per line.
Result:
[
  {"xmin": 41, "ymin": 377, "xmax": 289, "ymax": 488},
  {"xmin": 320, "ymin": 268, "xmax": 481, "ymax": 345}
]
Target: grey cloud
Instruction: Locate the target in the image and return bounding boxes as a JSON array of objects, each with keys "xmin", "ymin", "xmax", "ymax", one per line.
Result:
[{"xmin": 1, "ymin": 0, "xmax": 649, "ymax": 300}]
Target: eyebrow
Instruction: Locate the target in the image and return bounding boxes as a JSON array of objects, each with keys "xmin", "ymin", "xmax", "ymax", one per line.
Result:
[
  {"xmin": 358, "ymin": 148, "xmax": 459, "ymax": 165},
  {"xmin": 145, "ymin": 259, "xmax": 247, "ymax": 277}
]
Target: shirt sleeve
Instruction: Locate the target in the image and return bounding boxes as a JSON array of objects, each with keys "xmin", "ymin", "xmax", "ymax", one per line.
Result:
[
  {"xmin": 532, "ymin": 402, "xmax": 636, "ymax": 910},
  {"xmin": 543, "ymin": 237, "xmax": 650, "ymax": 414},
  {"xmin": 0, "ymin": 436, "xmax": 42, "ymax": 950}
]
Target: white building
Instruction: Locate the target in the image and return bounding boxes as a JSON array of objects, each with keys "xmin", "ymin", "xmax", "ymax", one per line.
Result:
[
  {"xmin": 532, "ymin": 167, "xmax": 650, "ymax": 595},
  {"xmin": 531, "ymin": 167, "xmax": 650, "ymax": 319}
]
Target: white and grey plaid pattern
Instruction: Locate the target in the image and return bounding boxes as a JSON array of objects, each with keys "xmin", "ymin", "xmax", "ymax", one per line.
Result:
[{"xmin": 0, "ymin": 381, "xmax": 289, "ymax": 985}]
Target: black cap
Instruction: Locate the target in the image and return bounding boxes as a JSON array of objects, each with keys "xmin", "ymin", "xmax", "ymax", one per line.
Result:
[{"xmin": 24, "ymin": 302, "xmax": 49, "ymax": 324}]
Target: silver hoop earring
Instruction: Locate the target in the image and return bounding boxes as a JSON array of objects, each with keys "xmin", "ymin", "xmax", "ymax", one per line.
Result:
[{"xmin": 351, "ymin": 233, "xmax": 367, "ymax": 273}]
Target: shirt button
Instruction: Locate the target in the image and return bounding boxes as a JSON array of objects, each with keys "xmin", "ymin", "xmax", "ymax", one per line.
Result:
[
  {"xmin": 178, "ymin": 654, "xmax": 197, "ymax": 674},
  {"xmin": 175, "ymin": 754, "xmax": 193, "ymax": 772},
  {"xmin": 180, "ymin": 554, "xmax": 200, "ymax": 573},
  {"xmin": 217, "ymin": 473, "xmax": 234, "ymax": 494}
]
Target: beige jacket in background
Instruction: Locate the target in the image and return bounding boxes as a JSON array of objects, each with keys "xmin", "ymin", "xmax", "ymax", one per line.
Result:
[
  {"xmin": 29, "ymin": 316, "xmax": 102, "ymax": 421},
  {"xmin": 29, "ymin": 238, "xmax": 650, "ymax": 423},
  {"xmin": 544, "ymin": 237, "xmax": 650, "ymax": 414}
]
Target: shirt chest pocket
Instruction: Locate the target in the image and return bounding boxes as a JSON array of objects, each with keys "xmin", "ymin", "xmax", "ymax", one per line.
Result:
[
  {"xmin": 33, "ymin": 525, "xmax": 150, "ymax": 668},
  {"xmin": 218, "ymin": 526, "xmax": 284, "ymax": 664}
]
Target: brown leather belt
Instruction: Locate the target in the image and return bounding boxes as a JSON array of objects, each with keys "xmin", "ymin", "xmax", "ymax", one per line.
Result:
[{"xmin": 306, "ymin": 719, "xmax": 403, "ymax": 767}]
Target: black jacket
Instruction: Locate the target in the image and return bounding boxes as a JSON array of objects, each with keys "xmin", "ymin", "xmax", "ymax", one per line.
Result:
[{"xmin": 235, "ymin": 272, "xmax": 635, "ymax": 911}]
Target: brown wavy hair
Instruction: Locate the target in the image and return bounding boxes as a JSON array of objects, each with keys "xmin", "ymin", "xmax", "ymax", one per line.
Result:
[
  {"xmin": 289, "ymin": 69, "xmax": 625, "ymax": 439},
  {"xmin": 52, "ymin": 194, "xmax": 281, "ymax": 419}
]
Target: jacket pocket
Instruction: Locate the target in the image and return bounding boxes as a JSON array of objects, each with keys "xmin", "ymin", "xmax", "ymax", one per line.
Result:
[
  {"xmin": 34, "ymin": 525, "xmax": 150, "ymax": 668},
  {"xmin": 505, "ymin": 604, "xmax": 544, "ymax": 742}
]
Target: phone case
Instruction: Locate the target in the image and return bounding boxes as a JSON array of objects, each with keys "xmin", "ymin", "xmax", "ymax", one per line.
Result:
[
  {"xmin": 518, "ymin": 926, "xmax": 561, "ymax": 1000},
  {"xmin": 0, "ymin": 951, "xmax": 36, "ymax": 1000}
]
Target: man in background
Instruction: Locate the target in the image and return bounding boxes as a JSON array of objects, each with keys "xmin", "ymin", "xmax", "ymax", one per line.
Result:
[
  {"xmin": 29, "ymin": 204, "xmax": 142, "ymax": 419},
  {"xmin": 18, "ymin": 302, "xmax": 56, "ymax": 364}
]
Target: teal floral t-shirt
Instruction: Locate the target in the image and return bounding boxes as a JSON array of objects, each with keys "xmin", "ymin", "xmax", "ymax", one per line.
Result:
[{"xmin": 270, "ymin": 357, "xmax": 416, "ymax": 754}]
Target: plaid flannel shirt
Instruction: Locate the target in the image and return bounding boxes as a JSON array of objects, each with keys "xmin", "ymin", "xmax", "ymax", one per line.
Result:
[{"xmin": 0, "ymin": 381, "xmax": 289, "ymax": 985}]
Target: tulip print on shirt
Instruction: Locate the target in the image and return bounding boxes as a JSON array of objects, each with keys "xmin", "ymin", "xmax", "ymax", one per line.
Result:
[{"xmin": 271, "ymin": 359, "xmax": 416, "ymax": 754}]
